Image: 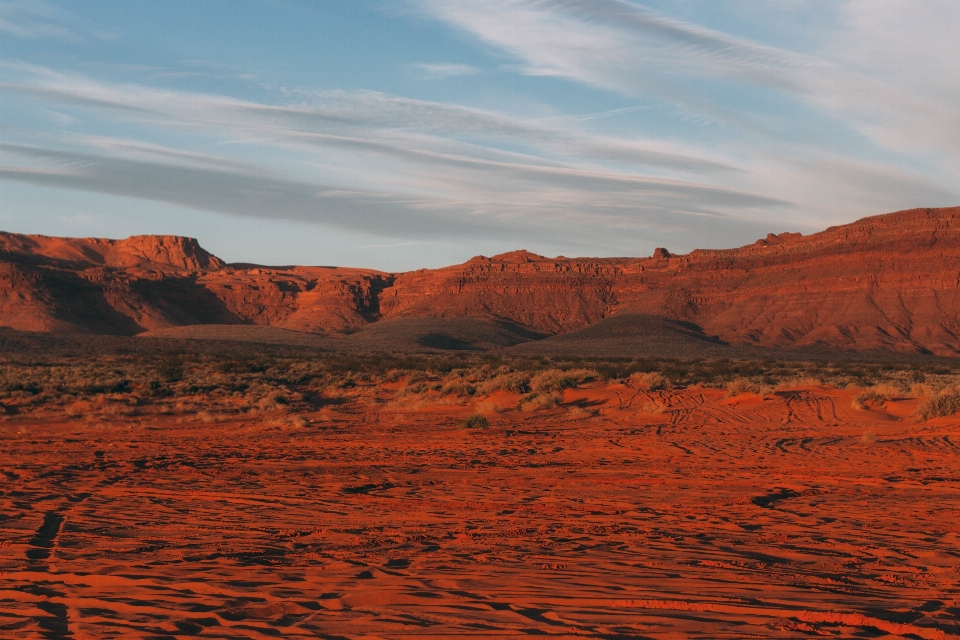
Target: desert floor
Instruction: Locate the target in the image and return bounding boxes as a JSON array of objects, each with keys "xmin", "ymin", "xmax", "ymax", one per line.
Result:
[{"xmin": 2, "ymin": 382, "xmax": 959, "ymax": 638}]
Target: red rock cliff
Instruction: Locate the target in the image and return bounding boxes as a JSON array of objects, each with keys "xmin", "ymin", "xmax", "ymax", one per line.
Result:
[{"xmin": 1, "ymin": 207, "xmax": 958, "ymax": 355}]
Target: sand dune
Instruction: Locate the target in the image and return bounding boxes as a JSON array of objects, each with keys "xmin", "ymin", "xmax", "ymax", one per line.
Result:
[{"xmin": 2, "ymin": 381, "xmax": 958, "ymax": 637}]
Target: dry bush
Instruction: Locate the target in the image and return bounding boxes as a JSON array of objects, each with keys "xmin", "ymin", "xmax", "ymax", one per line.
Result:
[
  {"xmin": 290, "ymin": 415, "xmax": 310, "ymax": 428},
  {"xmin": 914, "ymin": 390, "xmax": 960, "ymax": 422},
  {"xmin": 631, "ymin": 371, "xmax": 669, "ymax": 390},
  {"xmin": 383, "ymin": 369, "xmax": 405, "ymax": 383},
  {"xmin": 461, "ymin": 413, "xmax": 489, "ymax": 429},
  {"xmin": 870, "ymin": 383, "xmax": 901, "ymax": 398},
  {"xmin": 641, "ymin": 401, "xmax": 668, "ymax": 414},
  {"xmin": 258, "ymin": 391, "xmax": 289, "ymax": 411},
  {"xmin": 566, "ymin": 405, "xmax": 593, "ymax": 418},
  {"xmin": 518, "ymin": 391, "xmax": 563, "ymax": 411},
  {"xmin": 440, "ymin": 378, "xmax": 476, "ymax": 397},
  {"xmin": 725, "ymin": 378, "xmax": 759, "ymax": 397},
  {"xmin": 852, "ymin": 391, "xmax": 889, "ymax": 410},
  {"xmin": 477, "ymin": 371, "xmax": 530, "ymax": 395},
  {"xmin": 475, "ymin": 400, "xmax": 502, "ymax": 414},
  {"xmin": 774, "ymin": 376, "xmax": 823, "ymax": 390},
  {"xmin": 407, "ymin": 371, "xmax": 429, "ymax": 384},
  {"xmin": 530, "ymin": 368, "xmax": 597, "ymax": 393},
  {"xmin": 909, "ymin": 383, "xmax": 936, "ymax": 398}
]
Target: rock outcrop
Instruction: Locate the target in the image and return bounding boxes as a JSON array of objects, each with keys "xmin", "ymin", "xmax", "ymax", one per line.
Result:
[{"xmin": 2, "ymin": 207, "xmax": 959, "ymax": 355}]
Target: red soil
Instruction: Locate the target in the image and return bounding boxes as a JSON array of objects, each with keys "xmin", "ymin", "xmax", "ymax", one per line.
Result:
[
  {"xmin": 2, "ymin": 382, "xmax": 959, "ymax": 637},
  {"xmin": 2, "ymin": 206, "xmax": 960, "ymax": 354}
]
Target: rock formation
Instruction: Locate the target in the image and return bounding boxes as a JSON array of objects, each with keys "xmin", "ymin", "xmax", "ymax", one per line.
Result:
[{"xmin": 2, "ymin": 207, "xmax": 959, "ymax": 355}]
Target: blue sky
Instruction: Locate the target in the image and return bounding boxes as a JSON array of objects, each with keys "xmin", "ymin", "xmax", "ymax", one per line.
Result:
[{"xmin": 1, "ymin": 1, "xmax": 958, "ymax": 270}]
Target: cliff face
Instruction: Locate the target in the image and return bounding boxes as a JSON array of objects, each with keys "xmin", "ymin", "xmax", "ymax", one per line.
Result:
[{"xmin": 2, "ymin": 207, "xmax": 959, "ymax": 355}]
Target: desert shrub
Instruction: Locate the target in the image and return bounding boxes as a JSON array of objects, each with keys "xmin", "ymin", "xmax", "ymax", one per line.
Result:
[
  {"xmin": 774, "ymin": 376, "xmax": 823, "ymax": 390},
  {"xmin": 641, "ymin": 401, "xmax": 668, "ymax": 414},
  {"xmin": 725, "ymin": 378, "xmax": 759, "ymax": 397},
  {"xmin": 910, "ymin": 383, "xmax": 935, "ymax": 398},
  {"xmin": 405, "ymin": 370, "xmax": 428, "ymax": 384},
  {"xmin": 258, "ymin": 390, "xmax": 289, "ymax": 410},
  {"xmin": 518, "ymin": 391, "xmax": 563, "ymax": 411},
  {"xmin": 914, "ymin": 390, "xmax": 960, "ymax": 422},
  {"xmin": 475, "ymin": 400, "xmax": 502, "ymax": 414},
  {"xmin": 477, "ymin": 371, "xmax": 530, "ymax": 395},
  {"xmin": 383, "ymin": 369, "xmax": 405, "ymax": 383},
  {"xmin": 397, "ymin": 382, "xmax": 427, "ymax": 397},
  {"xmin": 530, "ymin": 368, "xmax": 596, "ymax": 393},
  {"xmin": 566, "ymin": 405, "xmax": 593, "ymax": 418},
  {"xmin": 870, "ymin": 382, "xmax": 902, "ymax": 398},
  {"xmin": 461, "ymin": 413, "xmax": 489, "ymax": 429},
  {"xmin": 631, "ymin": 371, "xmax": 669, "ymax": 390},
  {"xmin": 290, "ymin": 415, "xmax": 310, "ymax": 428},
  {"xmin": 441, "ymin": 378, "xmax": 476, "ymax": 397},
  {"xmin": 852, "ymin": 391, "xmax": 889, "ymax": 410}
]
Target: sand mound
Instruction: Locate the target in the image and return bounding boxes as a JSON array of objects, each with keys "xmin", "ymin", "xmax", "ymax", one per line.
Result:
[
  {"xmin": 138, "ymin": 324, "xmax": 331, "ymax": 347},
  {"xmin": 337, "ymin": 316, "xmax": 547, "ymax": 351}
]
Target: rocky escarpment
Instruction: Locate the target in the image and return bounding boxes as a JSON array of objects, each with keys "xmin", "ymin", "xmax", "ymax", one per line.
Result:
[{"xmin": 1, "ymin": 207, "xmax": 959, "ymax": 355}]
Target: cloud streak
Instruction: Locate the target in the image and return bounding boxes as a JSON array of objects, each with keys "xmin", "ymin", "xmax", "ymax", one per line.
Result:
[
  {"xmin": 1, "ymin": 0, "xmax": 958, "ymax": 262},
  {"xmin": 415, "ymin": 0, "xmax": 960, "ymax": 173}
]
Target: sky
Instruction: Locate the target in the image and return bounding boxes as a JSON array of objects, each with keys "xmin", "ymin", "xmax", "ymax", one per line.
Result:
[{"xmin": 1, "ymin": 1, "xmax": 958, "ymax": 271}]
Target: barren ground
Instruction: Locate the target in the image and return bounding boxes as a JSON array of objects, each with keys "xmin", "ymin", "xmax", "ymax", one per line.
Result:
[{"xmin": 2, "ymin": 381, "xmax": 960, "ymax": 638}]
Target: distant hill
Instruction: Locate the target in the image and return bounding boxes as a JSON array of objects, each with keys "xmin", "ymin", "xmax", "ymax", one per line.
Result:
[{"xmin": 2, "ymin": 206, "xmax": 959, "ymax": 357}]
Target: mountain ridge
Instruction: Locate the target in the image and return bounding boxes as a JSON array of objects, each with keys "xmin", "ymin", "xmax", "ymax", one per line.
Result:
[{"xmin": 2, "ymin": 206, "xmax": 959, "ymax": 356}]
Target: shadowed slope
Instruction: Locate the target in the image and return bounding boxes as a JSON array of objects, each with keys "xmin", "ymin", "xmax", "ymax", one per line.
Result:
[{"xmin": 337, "ymin": 316, "xmax": 548, "ymax": 352}]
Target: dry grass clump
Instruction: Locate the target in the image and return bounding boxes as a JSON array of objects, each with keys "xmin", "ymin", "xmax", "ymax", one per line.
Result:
[
  {"xmin": 258, "ymin": 390, "xmax": 290, "ymax": 411},
  {"xmin": 477, "ymin": 371, "xmax": 530, "ymax": 395},
  {"xmin": 475, "ymin": 400, "xmax": 502, "ymax": 414},
  {"xmin": 774, "ymin": 376, "xmax": 823, "ymax": 390},
  {"xmin": 566, "ymin": 405, "xmax": 593, "ymax": 418},
  {"xmin": 851, "ymin": 383, "xmax": 903, "ymax": 410},
  {"xmin": 290, "ymin": 415, "xmax": 310, "ymax": 428},
  {"xmin": 852, "ymin": 391, "xmax": 889, "ymax": 410},
  {"xmin": 440, "ymin": 378, "xmax": 476, "ymax": 397},
  {"xmin": 641, "ymin": 401, "xmax": 668, "ymax": 414},
  {"xmin": 725, "ymin": 378, "xmax": 760, "ymax": 397},
  {"xmin": 530, "ymin": 368, "xmax": 597, "ymax": 393},
  {"xmin": 909, "ymin": 382, "xmax": 936, "ymax": 398},
  {"xmin": 914, "ymin": 389, "xmax": 960, "ymax": 422},
  {"xmin": 630, "ymin": 371, "xmax": 669, "ymax": 390},
  {"xmin": 461, "ymin": 413, "xmax": 489, "ymax": 429},
  {"xmin": 383, "ymin": 369, "xmax": 405, "ymax": 383},
  {"xmin": 518, "ymin": 391, "xmax": 563, "ymax": 411},
  {"xmin": 870, "ymin": 383, "xmax": 901, "ymax": 398}
]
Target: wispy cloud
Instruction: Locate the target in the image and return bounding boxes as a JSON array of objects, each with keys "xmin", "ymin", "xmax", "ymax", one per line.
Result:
[
  {"xmin": 413, "ymin": 0, "xmax": 960, "ymax": 175},
  {"xmin": 1, "ymin": 6, "xmax": 957, "ymax": 259},
  {"xmin": 0, "ymin": 0, "xmax": 76, "ymax": 40},
  {"xmin": 414, "ymin": 62, "xmax": 481, "ymax": 78}
]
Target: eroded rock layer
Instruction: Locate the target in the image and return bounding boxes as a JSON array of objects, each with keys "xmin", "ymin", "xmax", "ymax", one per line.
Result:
[{"xmin": 2, "ymin": 206, "xmax": 959, "ymax": 354}]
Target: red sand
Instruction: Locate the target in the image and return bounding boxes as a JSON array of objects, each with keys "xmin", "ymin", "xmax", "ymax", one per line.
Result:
[{"xmin": 2, "ymin": 383, "xmax": 959, "ymax": 637}]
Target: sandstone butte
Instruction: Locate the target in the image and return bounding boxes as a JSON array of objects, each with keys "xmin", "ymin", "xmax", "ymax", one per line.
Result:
[{"xmin": 1, "ymin": 206, "xmax": 958, "ymax": 355}]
